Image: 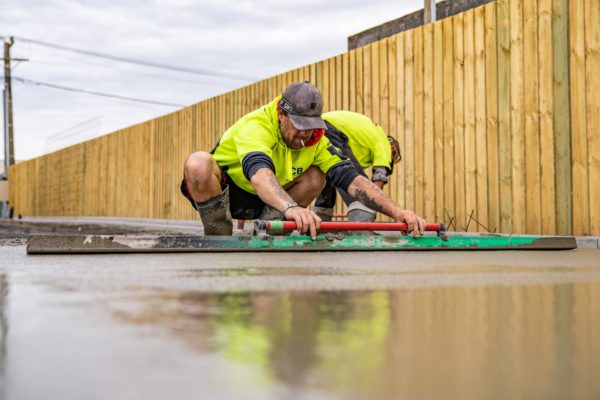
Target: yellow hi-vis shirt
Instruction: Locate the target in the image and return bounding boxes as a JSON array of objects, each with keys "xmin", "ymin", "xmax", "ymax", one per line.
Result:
[
  {"xmin": 322, "ymin": 111, "xmax": 392, "ymax": 171},
  {"xmin": 212, "ymin": 97, "xmax": 346, "ymax": 195}
]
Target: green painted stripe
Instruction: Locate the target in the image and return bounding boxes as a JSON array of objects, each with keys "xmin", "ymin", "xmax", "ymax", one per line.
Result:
[
  {"xmin": 268, "ymin": 221, "xmax": 285, "ymax": 232},
  {"xmin": 242, "ymin": 235, "xmax": 573, "ymax": 251}
]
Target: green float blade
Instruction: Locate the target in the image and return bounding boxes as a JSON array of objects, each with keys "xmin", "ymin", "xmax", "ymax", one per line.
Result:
[{"xmin": 26, "ymin": 233, "xmax": 577, "ymax": 254}]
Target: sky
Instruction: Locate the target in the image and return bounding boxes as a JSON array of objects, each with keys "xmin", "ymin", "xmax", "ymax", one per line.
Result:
[{"xmin": 2, "ymin": 0, "xmax": 423, "ymax": 161}]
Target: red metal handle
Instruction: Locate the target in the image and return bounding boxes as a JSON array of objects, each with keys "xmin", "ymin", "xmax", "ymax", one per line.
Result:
[{"xmin": 259, "ymin": 220, "xmax": 443, "ymax": 232}]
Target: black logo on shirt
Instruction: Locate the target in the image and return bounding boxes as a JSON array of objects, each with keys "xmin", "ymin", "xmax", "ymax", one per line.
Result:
[{"xmin": 292, "ymin": 166, "xmax": 304, "ymax": 176}]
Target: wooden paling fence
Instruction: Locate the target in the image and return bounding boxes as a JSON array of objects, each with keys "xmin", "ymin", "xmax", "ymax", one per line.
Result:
[{"xmin": 8, "ymin": 0, "xmax": 600, "ymax": 235}]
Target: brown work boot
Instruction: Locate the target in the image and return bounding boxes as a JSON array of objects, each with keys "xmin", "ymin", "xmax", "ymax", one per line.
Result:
[
  {"xmin": 194, "ymin": 186, "xmax": 233, "ymax": 235},
  {"xmin": 312, "ymin": 206, "xmax": 333, "ymax": 222},
  {"xmin": 258, "ymin": 205, "xmax": 299, "ymax": 236},
  {"xmin": 258, "ymin": 205, "xmax": 285, "ymax": 221}
]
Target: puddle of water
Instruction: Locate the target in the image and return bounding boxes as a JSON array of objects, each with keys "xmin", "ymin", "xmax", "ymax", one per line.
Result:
[{"xmin": 1, "ymin": 273, "xmax": 600, "ymax": 400}]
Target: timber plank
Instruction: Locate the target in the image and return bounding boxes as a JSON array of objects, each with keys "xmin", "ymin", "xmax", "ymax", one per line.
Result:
[
  {"xmin": 464, "ymin": 10, "xmax": 478, "ymax": 231},
  {"xmin": 388, "ymin": 36, "xmax": 399, "ymax": 208},
  {"xmin": 539, "ymin": 0, "xmax": 556, "ymax": 234},
  {"xmin": 434, "ymin": 21, "xmax": 445, "ymax": 223},
  {"xmin": 523, "ymin": 0, "xmax": 541, "ymax": 233},
  {"xmin": 553, "ymin": 0, "xmax": 572, "ymax": 235},
  {"xmin": 475, "ymin": 7, "xmax": 489, "ymax": 232},
  {"xmin": 356, "ymin": 47, "xmax": 364, "ymax": 114},
  {"xmin": 364, "ymin": 43, "xmax": 373, "ymax": 119},
  {"xmin": 510, "ymin": 0, "xmax": 526, "ymax": 233},
  {"xmin": 453, "ymin": 14, "xmax": 466, "ymax": 230},
  {"xmin": 349, "ymin": 48, "xmax": 356, "ymax": 112},
  {"xmin": 442, "ymin": 18, "xmax": 456, "ymax": 224},
  {"xmin": 585, "ymin": 0, "xmax": 600, "ymax": 235},
  {"xmin": 342, "ymin": 52, "xmax": 349, "ymax": 110},
  {"xmin": 396, "ymin": 33, "xmax": 406, "ymax": 209},
  {"xmin": 423, "ymin": 23, "xmax": 435, "ymax": 222},
  {"xmin": 404, "ymin": 30, "xmax": 415, "ymax": 211},
  {"xmin": 497, "ymin": 0, "xmax": 512, "ymax": 233},
  {"xmin": 414, "ymin": 26, "xmax": 425, "ymax": 216},
  {"xmin": 485, "ymin": 2, "xmax": 500, "ymax": 233}
]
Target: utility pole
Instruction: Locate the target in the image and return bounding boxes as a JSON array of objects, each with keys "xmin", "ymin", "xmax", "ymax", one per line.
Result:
[
  {"xmin": 424, "ymin": 0, "xmax": 437, "ymax": 23},
  {"xmin": 2, "ymin": 37, "xmax": 26, "ymax": 178},
  {"xmin": 2, "ymin": 37, "xmax": 26, "ymax": 218},
  {"xmin": 3, "ymin": 36, "xmax": 15, "ymax": 178}
]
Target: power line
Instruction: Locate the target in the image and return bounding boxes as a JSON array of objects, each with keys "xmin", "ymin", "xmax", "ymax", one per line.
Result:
[
  {"xmin": 44, "ymin": 116, "xmax": 104, "ymax": 153},
  {"xmin": 27, "ymin": 58, "xmax": 225, "ymax": 87},
  {"xmin": 47, "ymin": 116, "xmax": 103, "ymax": 141},
  {"xmin": 10, "ymin": 76, "xmax": 185, "ymax": 107},
  {"xmin": 15, "ymin": 36, "xmax": 257, "ymax": 82}
]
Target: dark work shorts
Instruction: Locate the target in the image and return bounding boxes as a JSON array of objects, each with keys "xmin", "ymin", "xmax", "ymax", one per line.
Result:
[{"xmin": 180, "ymin": 169, "xmax": 266, "ymax": 220}]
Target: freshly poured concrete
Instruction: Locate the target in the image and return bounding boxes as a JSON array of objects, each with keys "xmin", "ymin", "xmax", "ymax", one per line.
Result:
[{"xmin": 2, "ymin": 240, "xmax": 600, "ymax": 399}]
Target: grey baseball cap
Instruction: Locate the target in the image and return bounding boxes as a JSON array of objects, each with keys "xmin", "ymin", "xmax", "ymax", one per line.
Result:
[{"xmin": 279, "ymin": 81, "xmax": 327, "ymax": 130}]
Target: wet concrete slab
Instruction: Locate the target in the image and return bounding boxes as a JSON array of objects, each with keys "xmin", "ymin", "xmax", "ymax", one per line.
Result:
[
  {"xmin": 0, "ymin": 217, "xmax": 203, "ymax": 239},
  {"xmin": 2, "ymin": 242, "xmax": 600, "ymax": 399}
]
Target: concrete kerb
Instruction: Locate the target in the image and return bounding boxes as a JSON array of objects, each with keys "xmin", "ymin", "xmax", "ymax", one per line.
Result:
[
  {"xmin": 575, "ymin": 236, "xmax": 600, "ymax": 249},
  {"xmin": 21, "ymin": 216, "xmax": 203, "ymax": 234}
]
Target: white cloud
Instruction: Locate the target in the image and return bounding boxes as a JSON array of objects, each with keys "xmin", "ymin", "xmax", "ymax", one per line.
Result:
[{"xmin": 2, "ymin": 0, "xmax": 421, "ymax": 160}]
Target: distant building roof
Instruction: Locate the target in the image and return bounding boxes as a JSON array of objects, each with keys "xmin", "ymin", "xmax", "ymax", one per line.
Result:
[{"xmin": 348, "ymin": 0, "xmax": 495, "ymax": 50}]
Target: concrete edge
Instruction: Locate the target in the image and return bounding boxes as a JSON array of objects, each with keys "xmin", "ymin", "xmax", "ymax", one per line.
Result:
[
  {"xmin": 575, "ymin": 237, "xmax": 600, "ymax": 249},
  {"xmin": 14, "ymin": 217, "xmax": 600, "ymax": 249},
  {"xmin": 20, "ymin": 216, "xmax": 203, "ymax": 234}
]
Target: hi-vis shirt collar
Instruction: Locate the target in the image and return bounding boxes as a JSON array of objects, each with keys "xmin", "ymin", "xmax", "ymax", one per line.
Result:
[{"xmin": 269, "ymin": 96, "xmax": 295, "ymax": 183}]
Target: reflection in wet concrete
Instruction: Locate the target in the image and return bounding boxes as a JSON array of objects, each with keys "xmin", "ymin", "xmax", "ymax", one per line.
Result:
[
  {"xmin": 108, "ymin": 284, "xmax": 600, "ymax": 399},
  {"xmin": 0, "ymin": 274, "xmax": 8, "ymax": 397},
  {"xmin": 2, "ymin": 242, "xmax": 600, "ymax": 399}
]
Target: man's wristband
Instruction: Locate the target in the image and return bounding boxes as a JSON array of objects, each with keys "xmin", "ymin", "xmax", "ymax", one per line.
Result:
[
  {"xmin": 282, "ymin": 202, "xmax": 299, "ymax": 214},
  {"xmin": 372, "ymin": 167, "xmax": 389, "ymax": 183}
]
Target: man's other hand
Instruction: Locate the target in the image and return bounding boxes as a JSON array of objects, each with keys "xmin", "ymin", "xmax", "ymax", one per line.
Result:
[
  {"xmin": 284, "ymin": 206, "xmax": 322, "ymax": 240},
  {"xmin": 395, "ymin": 210, "xmax": 426, "ymax": 237}
]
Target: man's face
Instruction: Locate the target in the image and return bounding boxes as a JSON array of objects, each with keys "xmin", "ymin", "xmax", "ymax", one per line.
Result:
[{"xmin": 279, "ymin": 111, "xmax": 313, "ymax": 150}]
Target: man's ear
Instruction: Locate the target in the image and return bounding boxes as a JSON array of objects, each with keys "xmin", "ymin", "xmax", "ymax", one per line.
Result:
[{"xmin": 277, "ymin": 107, "xmax": 286, "ymax": 123}]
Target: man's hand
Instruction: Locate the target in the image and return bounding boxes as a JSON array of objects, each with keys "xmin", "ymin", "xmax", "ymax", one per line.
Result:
[
  {"xmin": 395, "ymin": 209, "xmax": 426, "ymax": 237},
  {"xmin": 284, "ymin": 206, "xmax": 321, "ymax": 240}
]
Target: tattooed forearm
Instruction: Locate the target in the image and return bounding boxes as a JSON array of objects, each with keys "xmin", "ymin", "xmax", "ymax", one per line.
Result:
[
  {"xmin": 267, "ymin": 173, "xmax": 291, "ymax": 200},
  {"xmin": 354, "ymin": 188, "xmax": 381, "ymax": 210},
  {"xmin": 348, "ymin": 175, "xmax": 393, "ymax": 213},
  {"xmin": 251, "ymin": 167, "xmax": 295, "ymax": 210}
]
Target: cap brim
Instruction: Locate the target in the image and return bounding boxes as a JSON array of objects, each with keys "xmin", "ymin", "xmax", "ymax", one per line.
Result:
[{"xmin": 288, "ymin": 114, "xmax": 327, "ymax": 131}]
